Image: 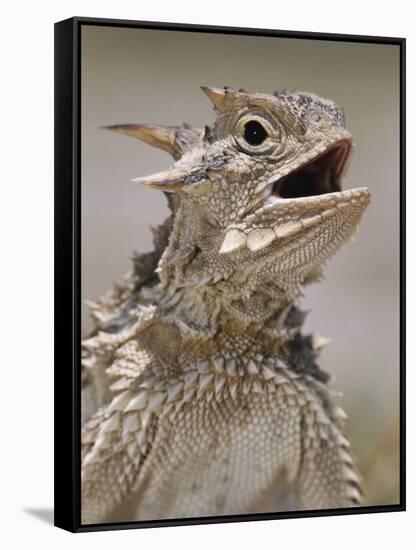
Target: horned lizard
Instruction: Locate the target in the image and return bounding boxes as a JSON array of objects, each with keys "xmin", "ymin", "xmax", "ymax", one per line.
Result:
[{"xmin": 81, "ymin": 86, "xmax": 370, "ymax": 524}]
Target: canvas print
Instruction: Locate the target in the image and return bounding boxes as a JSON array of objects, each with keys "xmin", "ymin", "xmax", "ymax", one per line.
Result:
[{"xmin": 78, "ymin": 24, "xmax": 401, "ymax": 526}]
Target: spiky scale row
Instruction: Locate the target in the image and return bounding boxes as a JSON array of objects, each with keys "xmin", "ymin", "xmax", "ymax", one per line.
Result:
[
  {"xmin": 82, "ymin": 354, "xmax": 356, "ymax": 523},
  {"xmin": 83, "ymin": 354, "xmax": 349, "ymax": 464}
]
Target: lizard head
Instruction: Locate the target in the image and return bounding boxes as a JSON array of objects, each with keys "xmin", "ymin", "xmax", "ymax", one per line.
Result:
[{"xmin": 106, "ymin": 86, "xmax": 370, "ymax": 302}]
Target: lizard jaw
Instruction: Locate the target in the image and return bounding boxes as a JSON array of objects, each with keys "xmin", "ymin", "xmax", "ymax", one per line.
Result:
[
  {"xmin": 219, "ymin": 136, "xmax": 369, "ymax": 255},
  {"xmin": 219, "ymin": 184, "xmax": 370, "ymax": 255},
  {"xmin": 246, "ymin": 137, "xmax": 369, "ymax": 227}
]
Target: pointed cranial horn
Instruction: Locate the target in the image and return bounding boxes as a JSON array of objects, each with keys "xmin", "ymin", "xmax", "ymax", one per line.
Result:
[
  {"xmin": 132, "ymin": 167, "xmax": 187, "ymax": 192},
  {"xmin": 103, "ymin": 123, "xmax": 207, "ymax": 160},
  {"xmin": 200, "ymin": 86, "xmax": 227, "ymax": 110},
  {"xmin": 201, "ymin": 86, "xmax": 248, "ymax": 111},
  {"xmin": 104, "ymin": 124, "xmax": 177, "ymax": 156}
]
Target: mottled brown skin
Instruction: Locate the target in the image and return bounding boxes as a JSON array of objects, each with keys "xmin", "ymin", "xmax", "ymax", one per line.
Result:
[{"xmin": 81, "ymin": 86, "xmax": 370, "ymax": 524}]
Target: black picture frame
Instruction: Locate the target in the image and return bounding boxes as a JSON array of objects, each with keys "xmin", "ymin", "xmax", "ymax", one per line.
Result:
[{"xmin": 54, "ymin": 16, "xmax": 406, "ymax": 533}]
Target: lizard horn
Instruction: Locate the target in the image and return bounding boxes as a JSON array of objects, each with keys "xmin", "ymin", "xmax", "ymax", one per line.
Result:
[
  {"xmin": 132, "ymin": 167, "xmax": 186, "ymax": 192},
  {"xmin": 200, "ymin": 86, "xmax": 227, "ymax": 110},
  {"xmin": 103, "ymin": 124, "xmax": 177, "ymax": 157}
]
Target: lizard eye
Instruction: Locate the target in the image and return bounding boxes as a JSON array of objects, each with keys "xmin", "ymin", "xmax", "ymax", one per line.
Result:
[
  {"xmin": 243, "ymin": 120, "xmax": 268, "ymax": 146},
  {"xmin": 235, "ymin": 113, "xmax": 275, "ymax": 155}
]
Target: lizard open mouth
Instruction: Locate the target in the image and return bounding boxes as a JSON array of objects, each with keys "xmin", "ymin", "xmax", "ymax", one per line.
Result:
[{"xmin": 272, "ymin": 139, "xmax": 352, "ymax": 199}]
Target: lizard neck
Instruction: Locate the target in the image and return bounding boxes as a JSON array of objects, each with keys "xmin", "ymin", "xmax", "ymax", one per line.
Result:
[
  {"xmin": 147, "ymin": 200, "xmax": 302, "ymax": 339},
  {"xmin": 139, "ymin": 281, "xmax": 327, "ymax": 386},
  {"xmin": 146, "ymin": 277, "xmax": 295, "ymax": 346}
]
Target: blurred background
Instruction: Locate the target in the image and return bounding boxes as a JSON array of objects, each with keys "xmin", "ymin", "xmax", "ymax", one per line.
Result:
[{"xmin": 81, "ymin": 25, "xmax": 400, "ymax": 506}]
